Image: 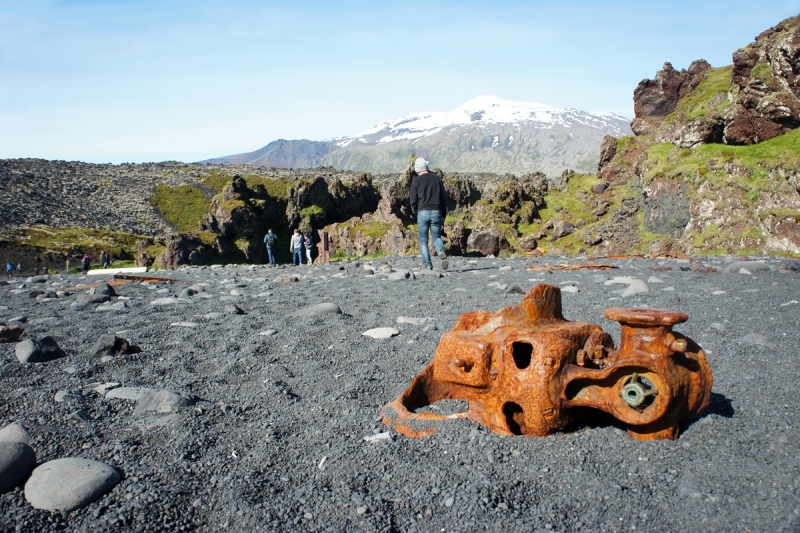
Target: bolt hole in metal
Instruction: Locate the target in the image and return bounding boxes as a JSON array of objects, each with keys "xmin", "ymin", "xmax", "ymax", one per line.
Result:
[
  {"xmin": 502, "ymin": 402, "xmax": 525, "ymax": 435},
  {"xmin": 620, "ymin": 373, "xmax": 658, "ymax": 411},
  {"xmin": 512, "ymin": 342, "xmax": 533, "ymax": 369}
]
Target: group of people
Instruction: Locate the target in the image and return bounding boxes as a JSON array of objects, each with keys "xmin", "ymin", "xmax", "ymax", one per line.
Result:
[
  {"xmin": 5, "ymin": 263, "xmax": 22, "ymax": 278},
  {"xmin": 263, "ymin": 228, "xmax": 314, "ymax": 266},
  {"xmin": 259, "ymin": 157, "xmax": 448, "ymax": 271}
]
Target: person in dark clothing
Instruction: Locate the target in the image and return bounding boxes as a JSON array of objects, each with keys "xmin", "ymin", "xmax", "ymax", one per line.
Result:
[
  {"xmin": 303, "ymin": 232, "xmax": 314, "ymax": 265},
  {"xmin": 409, "ymin": 157, "xmax": 448, "ymax": 270},
  {"xmin": 264, "ymin": 228, "xmax": 278, "ymax": 266},
  {"xmin": 81, "ymin": 254, "xmax": 90, "ymax": 275},
  {"xmin": 100, "ymin": 250, "xmax": 109, "ymax": 269}
]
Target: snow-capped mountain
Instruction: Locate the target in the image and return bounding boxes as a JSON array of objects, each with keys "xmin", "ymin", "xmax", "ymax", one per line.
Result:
[
  {"xmin": 201, "ymin": 96, "xmax": 632, "ymax": 176},
  {"xmin": 336, "ymin": 95, "xmax": 630, "ymax": 147}
]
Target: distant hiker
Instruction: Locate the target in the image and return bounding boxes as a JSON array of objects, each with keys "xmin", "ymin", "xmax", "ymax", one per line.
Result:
[
  {"xmin": 100, "ymin": 250, "xmax": 109, "ymax": 269},
  {"xmin": 65, "ymin": 259, "xmax": 70, "ymax": 272},
  {"xmin": 304, "ymin": 232, "xmax": 314, "ymax": 265},
  {"xmin": 17, "ymin": 264, "xmax": 22, "ymax": 276},
  {"xmin": 290, "ymin": 229, "xmax": 304, "ymax": 266},
  {"xmin": 5, "ymin": 263, "xmax": 11, "ymax": 279},
  {"xmin": 409, "ymin": 157, "xmax": 448, "ymax": 270},
  {"xmin": 33, "ymin": 267, "xmax": 38, "ymax": 276},
  {"xmin": 81, "ymin": 254, "xmax": 90, "ymax": 275},
  {"xmin": 264, "ymin": 228, "xmax": 278, "ymax": 266}
]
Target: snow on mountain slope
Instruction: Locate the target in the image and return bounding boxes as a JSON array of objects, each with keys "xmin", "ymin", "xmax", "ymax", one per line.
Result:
[{"xmin": 336, "ymin": 95, "xmax": 630, "ymax": 146}]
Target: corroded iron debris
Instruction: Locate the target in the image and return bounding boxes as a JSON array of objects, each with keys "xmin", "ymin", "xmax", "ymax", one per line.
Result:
[{"xmin": 383, "ymin": 283, "xmax": 712, "ymax": 441}]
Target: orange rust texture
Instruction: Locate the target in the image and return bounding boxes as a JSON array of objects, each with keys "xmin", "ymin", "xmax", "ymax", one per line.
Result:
[
  {"xmin": 383, "ymin": 284, "xmax": 712, "ymax": 441},
  {"xmin": 527, "ymin": 263, "xmax": 618, "ymax": 272}
]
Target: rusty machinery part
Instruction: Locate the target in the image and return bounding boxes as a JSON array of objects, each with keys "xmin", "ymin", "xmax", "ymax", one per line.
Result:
[
  {"xmin": 527, "ymin": 263, "xmax": 618, "ymax": 272},
  {"xmin": 382, "ymin": 284, "xmax": 713, "ymax": 441}
]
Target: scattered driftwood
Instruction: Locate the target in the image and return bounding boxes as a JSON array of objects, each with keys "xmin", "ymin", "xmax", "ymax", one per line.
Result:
[
  {"xmin": 527, "ymin": 263, "xmax": 618, "ymax": 271},
  {"xmin": 113, "ymin": 274, "xmax": 178, "ymax": 283}
]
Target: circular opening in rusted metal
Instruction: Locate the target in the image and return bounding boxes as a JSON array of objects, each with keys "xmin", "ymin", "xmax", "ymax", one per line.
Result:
[{"xmin": 512, "ymin": 342, "xmax": 533, "ymax": 369}]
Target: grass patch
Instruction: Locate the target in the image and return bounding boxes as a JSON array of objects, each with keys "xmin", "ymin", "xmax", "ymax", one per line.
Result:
[
  {"xmin": 0, "ymin": 226, "xmax": 148, "ymax": 259},
  {"xmin": 759, "ymin": 208, "xmax": 800, "ymax": 222},
  {"xmin": 667, "ymin": 66, "xmax": 732, "ymax": 121},
  {"xmin": 300, "ymin": 205, "xmax": 325, "ymax": 217},
  {"xmin": 352, "ymin": 220, "xmax": 392, "ymax": 239},
  {"xmin": 148, "ymin": 184, "xmax": 210, "ymax": 232},
  {"xmin": 200, "ymin": 170, "xmax": 232, "ymax": 193},
  {"xmin": 243, "ymin": 175, "xmax": 294, "ymax": 199}
]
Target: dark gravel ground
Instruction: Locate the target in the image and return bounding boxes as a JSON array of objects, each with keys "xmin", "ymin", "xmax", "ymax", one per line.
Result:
[{"xmin": 0, "ymin": 254, "xmax": 799, "ymax": 533}]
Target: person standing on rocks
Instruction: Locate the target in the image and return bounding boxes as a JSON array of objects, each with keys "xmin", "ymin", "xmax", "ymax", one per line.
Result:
[
  {"xmin": 100, "ymin": 250, "xmax": 109, "ymax": 269},
  {"xmin": 409, "ymin": 157, "xmax": 448, "ymax": 270},
  {"xmin": 290, "ymin": 228, "xmax": 304, "ymax": 266},
  {"xmin": 5, "ymin": 262, "xmax": 11, "ymax": 279},
  {"xmin": 304, "ymin": 232, "xmax": 314, "ymax": 265},
  {"xmin": 17, "ymin": 263, "xmax": 22, "ymax": 276},
  {"xmin": 264, "ymin": 228, "xmax": 278, "ymax": 266},
  {"xmin": 81, "ymin": 253, "xmax": 90, "ymax": 275}
]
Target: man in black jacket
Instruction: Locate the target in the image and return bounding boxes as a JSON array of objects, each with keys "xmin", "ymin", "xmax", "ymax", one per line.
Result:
[{"xmin": 409, "ymin": 158, "xmax": 448, "ymax": 270}]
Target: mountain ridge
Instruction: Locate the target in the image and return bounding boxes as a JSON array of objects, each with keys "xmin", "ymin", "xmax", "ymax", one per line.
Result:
[{"xmin": 200, "ymin": 95, "xmax": 631, "ymax": 176}]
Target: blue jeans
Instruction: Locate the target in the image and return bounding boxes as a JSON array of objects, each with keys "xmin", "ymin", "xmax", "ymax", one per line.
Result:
[
  {"xmin": 293, "ymin": 249, "xmax": 303, "ymax": 265},
  {"xmin": 267, "ymin": 247, "xmax": 276, "ymax": 265},
  {"xmin": 417, "ymin": 210, "xmax": 445, "ymax": 269}
]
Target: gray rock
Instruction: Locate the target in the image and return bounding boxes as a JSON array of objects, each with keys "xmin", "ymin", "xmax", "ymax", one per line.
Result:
[
  {"xmin": 26, "ymin": 276, "xmax": 48, "ymax": 284},
  {"xmin": 100, "ymin": 356, "xmax": 115, "ymax": 363},
  {"xmin": 505, "ymin": 285, "xmax": 525, "ymax": 294},
  {"xmin": 105, "ymin": 387, "xmax": 153, "ymax": 401},
  {"xmin": 76, "ymin": 294, "xmax": 110, "ymax": 305},
  {"xmin": 15, "ymin": 337, "xmax": 67, "ymax": 364},
  {"xmin": 0, "ymin": 442, "xmax": 37, "ymax": 493},
  {"xmin": 133, "ymin": 390, "xmax": 200, "ymax": 416},
  {"xmin": 0, "ymin": 423, "xmax": 31, "ymax": 445},
  {"xmin": 36, "ymin": 291, "xmax": 58, "ymax": 300},
  {"xmin": 259, "ymin": 330, "xmax": 278, "ymax": 336},
  {"xmin": 89, "ymin": 284, "xmax": 116, "ymax": 296},
  {"xmin": 150, "ymin": 297, "xmax": 190, "ymax": 305},
  {"xmin": 24, "ymin": 458, "xmax": 121, "ymax": 511},
  {"xmin": 67, "ymin": 410, "xmax": 92, "ymax": 422},
  {"xmin": 204, "ymin": 312, "xmax": 225, "ymax": 320},
  {"xmin": 387, "ymin": 271, "xmax": 412, "ymax": 281},
  {"xmin": 54, "ymin": 390, "xmax": 84, "ymax": 404},
  {"xmin": 551, "ymin": 220, "xmax": 575, "ymax": 240},
  {"xmin": 422, "ymin": 325, "xmax": 439, "ymax": 332},
  {"xmin": 90, "ymin": 334, "xmax": 140, "ymax": 358},
  {"xmin": 397, "ymin": 317, "xmax": 427, "ymax": 326},
  {"xmin": 224, "ymin": 304, "xmax": 245, "ymax": 315},
  {"xmin": 621, "ymin": 280, "xmax": 649, "ymax": 297},
  {"xmin": 736, "ymin": 333, "xmax": 772, "ymax": 346},
  {"xmin": 179, "ymin": 288, "xmax": 197, "ymax": 298},
  {"xmin": 289, "ymin": 303, "xmax": 342, "ymax": 317},
  {"xmin": 0, "ymin": 325, "xmax": 24, "ymax": 344},
  {"xmin": 722, "ymin": 261, "xmax": 771, "ymax": 274}
]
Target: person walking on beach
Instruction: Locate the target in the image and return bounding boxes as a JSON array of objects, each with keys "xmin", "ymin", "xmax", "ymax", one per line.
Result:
[
  {"xmin": 290, "ymin": 229, "xmax": 304, "ymax": 266},
  {"xmin": 16, "ymin": 264, "xmax": 22, "ymax": 276},
  {"xmin": 409, "ymin": 157, "xmax": 448, "ymax": 271},
  {"xmin": 264, "ymin": 228, "xmax": 278, "ymax": 266},
  {"xmin": 304, "ymin": 232, "xmax": 314, "ymax": 265},
  {"xmin": 81, "ymin": 254, "xmax": 90, "ymax": 275},
  {"xmin": 5, "ymin": 263, "xmax": 11, "ymax": 279},
  {"xmin": 100, "ymin": 250, "xmax": 109, "ymax": 269}
]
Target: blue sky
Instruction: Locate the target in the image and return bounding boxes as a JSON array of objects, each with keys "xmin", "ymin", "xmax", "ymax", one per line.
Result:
[{"xmin": 1, "ymin": 1, "xmax": 797, "ymax": 163}]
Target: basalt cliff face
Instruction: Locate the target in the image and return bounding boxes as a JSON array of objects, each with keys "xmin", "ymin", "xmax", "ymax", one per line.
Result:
[{"xmin": 597, "ymin": 14, "xmax": 800, "ymax": 256}]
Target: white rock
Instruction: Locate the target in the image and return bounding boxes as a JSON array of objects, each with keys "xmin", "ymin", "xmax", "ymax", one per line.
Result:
[
  {"xmin": 170, "ymin": 322, "xmax": 199, "ymax": 328},
  {"xmin": 711, "ymin": 290, "xmax": 727, "ymax": 295},
  {"xmin": 561, "ymin": 286, "xmax": 579, "ymax": 294},
  {"xmin": 25, "ymin": 458, "xmax": 121, "ymax": 511},
  {"xmin": 621, "ymin": 280, "xmax": 649, "ymax": 297},
  {"xmin": 397, "ymin": 317, "xmax": 427, "ymax": 325},
  {"xmin": 647, "ymin": 276, "xmax": 663, "ymax": 283},
  {"xmin": 604, "ymin": 277, "xmax": 637, "ymax": 286},
  {"xmin": 499, "ymin": 265, "xmax": 512, "ymax": 271},
  {"xmin": 363, "ymin": 432, "xmax": 393, "ymax": 443},
  {"xmin": 259, "ymin": 330, "xmax": 278, "ymax": 336},
  {"xmin": 0, "ymin": 423, "xmax": 31, "ymax": 445},
  {"xmin": 780, "ymin": 300, "xmax": 799, "ymax": 307},
  {"xmin": 738, "ymin": 268, "xmax": 752, "ymax": 275},
  {"xmin": 91, "ymin": 383, "xmax": 121, "ymax": 396},
  {"xmin": 362, "ymin": 328, "xmax": 400, "ymax": 339},
  {"xmin": 661, "ymin": 286, "xmax": 675, "ymax": 291},
  {"xmin": 150, "ymin": 297, "xmax": 190, "ymax": 306}
]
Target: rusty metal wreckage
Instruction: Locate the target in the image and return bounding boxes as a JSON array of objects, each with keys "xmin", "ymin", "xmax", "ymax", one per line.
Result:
[{"xmin": 383, "ymin": 284, "xmax": 713, "ymax": 441}]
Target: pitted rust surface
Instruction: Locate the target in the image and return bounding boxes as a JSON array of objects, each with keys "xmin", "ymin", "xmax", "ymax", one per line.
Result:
[{"xmin": 382, "ymin": 284, "xmax": 713, "ymax": 440}]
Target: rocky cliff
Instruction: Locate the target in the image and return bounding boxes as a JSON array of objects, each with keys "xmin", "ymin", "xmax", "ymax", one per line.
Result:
[{"xmin": 597, "ymin": 13, "xmax": 800, "ymax": 255}]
